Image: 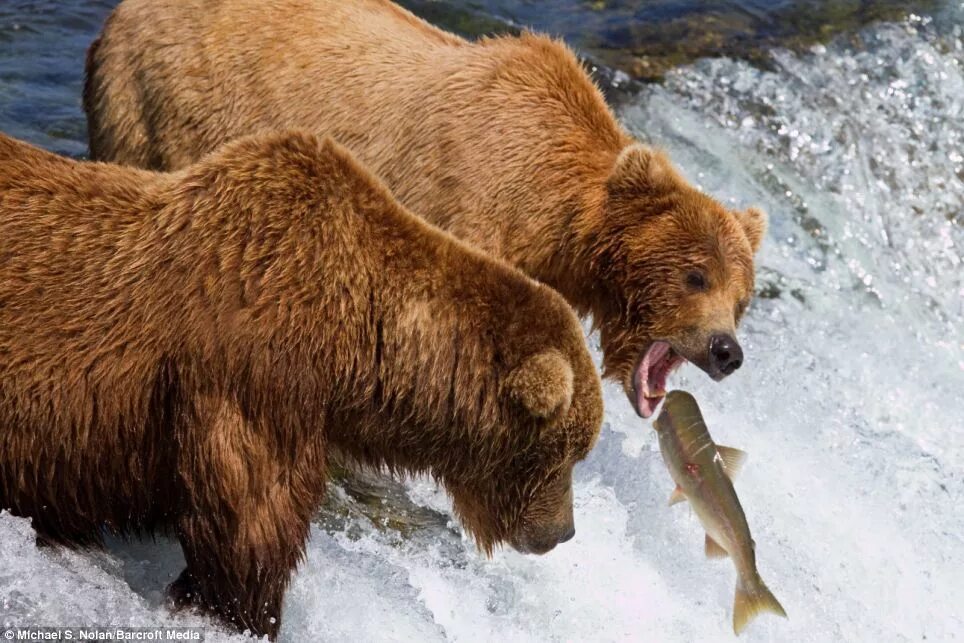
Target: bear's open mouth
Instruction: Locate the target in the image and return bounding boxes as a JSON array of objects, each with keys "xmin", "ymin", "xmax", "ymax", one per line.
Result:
[{"xmin": 631, "ymin": 341, "xmax": 686, "ymax": 419}]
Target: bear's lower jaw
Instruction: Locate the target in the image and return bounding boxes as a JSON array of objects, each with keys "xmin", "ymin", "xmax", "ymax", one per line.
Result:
[
  {"xmin": 635, "ymin": 393, "xmax": 662, "ymax": 420},
  {"xmin": 630, "ymin": 341, "xmax": 686, "ymax": 419},
  {"xmin": 510, "ymin": 536, "xmax": 559, "ymax": 556}
]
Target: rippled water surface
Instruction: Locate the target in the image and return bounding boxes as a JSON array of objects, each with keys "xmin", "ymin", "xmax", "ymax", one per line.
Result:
[
  {"xmin": 1, "ymin": 2, "xmax": 962, "ymax": 642},
  {"xmin": 0, "ymin": 1, "xmax": 113, "ymax": 156},
  {"xmin": 397, "ymin": 0, "xmax": 939, "ymax": 79}
]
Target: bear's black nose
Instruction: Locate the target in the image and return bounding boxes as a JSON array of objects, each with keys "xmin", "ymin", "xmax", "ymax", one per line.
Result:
[
  {"xmin": 558, "ymin": 526, "xmax": 576, "ymax": 544},
  {"xmin": 709, "ymin": 334, "xmax": 743, "ymax": 378}
]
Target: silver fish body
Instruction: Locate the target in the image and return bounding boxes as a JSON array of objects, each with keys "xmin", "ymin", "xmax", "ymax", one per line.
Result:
[{"xmin": 654, "ymin": 390, "xmax": 787, "ymax": 635}]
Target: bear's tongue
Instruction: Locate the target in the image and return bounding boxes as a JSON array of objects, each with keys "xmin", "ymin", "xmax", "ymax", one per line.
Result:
[{"xmin": 634, "ymin": 341, "xmax": 684, "ymax": 418}]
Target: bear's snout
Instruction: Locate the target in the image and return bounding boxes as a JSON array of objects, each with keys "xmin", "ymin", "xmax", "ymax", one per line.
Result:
[
  {"xmin": 558, "ymin": 525, "xmax": 576, "ymax": 543},
  {"xmin": 513, "ymin": 521, "xmax": 575, "ymax": 555},
  {"xmin": 708, "ymin": 333, "xmax": 743, "ymax": 379},
  {"xmin": 510, "ymin": 469, "xmax": 576, "ymax": 555}
]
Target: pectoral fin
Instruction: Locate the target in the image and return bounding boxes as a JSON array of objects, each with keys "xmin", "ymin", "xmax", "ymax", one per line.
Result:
[
  {"xmin": 705, "ymin": 534, "xmax": 729, "ymax": 559},
  {"xmin": 668, "ymin": 486, "xmax": 686, "ymax": 506},
  {"xmin": 716, "ymin": 446, "xmax": 747, "ymax": 479}
]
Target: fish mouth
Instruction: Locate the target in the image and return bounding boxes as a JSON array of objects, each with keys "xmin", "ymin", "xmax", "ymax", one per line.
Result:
[{"xmin": 630, "ymin": 341, "xmax": 686, "ymax": 419}]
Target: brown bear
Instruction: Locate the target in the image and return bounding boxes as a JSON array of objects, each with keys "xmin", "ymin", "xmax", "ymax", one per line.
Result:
[
  {"xmin": 84, "ymin": 0, "xmax": 768, "ymax": 419},
  {"xmin": 0, "ymin": 130, "xmax": 602, "ymax": 639}
]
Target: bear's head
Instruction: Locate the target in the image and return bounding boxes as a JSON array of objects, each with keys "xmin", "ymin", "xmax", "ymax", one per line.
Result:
[
  {"xmin": 444, "ymin": 292, "xmax": 603, "ymax": 555},
  {"xmin": 588, "ymin": 143, "xmax": 766, "ymax": 418}
]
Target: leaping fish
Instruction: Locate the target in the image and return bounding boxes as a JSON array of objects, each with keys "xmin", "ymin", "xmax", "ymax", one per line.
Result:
[{"xmin": 654, "ymin": 390, "xmax": 787, "ymax": 635}]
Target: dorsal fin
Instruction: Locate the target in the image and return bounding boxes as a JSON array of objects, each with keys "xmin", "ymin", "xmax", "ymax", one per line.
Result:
[{"xmin": 716, "ymin": 445, "xmax": 747, "ymax": 479}]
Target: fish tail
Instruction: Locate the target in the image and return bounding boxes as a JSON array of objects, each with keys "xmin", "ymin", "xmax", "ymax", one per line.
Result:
[{"xmin": 733, "ymin": 574, "xmax": 787, "ymax": 635}]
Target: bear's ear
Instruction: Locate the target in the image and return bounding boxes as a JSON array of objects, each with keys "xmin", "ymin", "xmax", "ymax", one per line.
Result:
[
  {"xmin": 734, "ymin": 207, "xmax": 768, "ymax": 253},
  {"xmin": 607, "ymin": 143, "xmax": 678, "ymax": 196},
  {"xmin": 504, "ymin": 350, "xmax": 574, "ymax": 419}
]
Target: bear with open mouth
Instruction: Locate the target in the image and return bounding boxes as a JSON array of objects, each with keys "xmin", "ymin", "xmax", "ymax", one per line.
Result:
[{"xmin": 84, "ymin": 0, "xmax": 767, "ymax": 418}]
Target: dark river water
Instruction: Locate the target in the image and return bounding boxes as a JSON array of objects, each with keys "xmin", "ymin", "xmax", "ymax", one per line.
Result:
[
  {"xmin": 0, "ymin": 0, "xmax": 940, "ymax": 157},
  {"xmin": 398, "ymin": 0, "xmax": 937, "ymax": 78},
  {"xmin": 0, "ymin": 1, "xmax": 115, "ymax": 156}
]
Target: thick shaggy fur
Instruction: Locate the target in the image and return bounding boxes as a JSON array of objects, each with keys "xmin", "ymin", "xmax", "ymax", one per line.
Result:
[
  {"xmin": 0, "ymin": 131, "xmax": 602, "ymax": 638},
  {"xmin": 85, "ymin": 0, "xmax": 767, "ymax": 404}
]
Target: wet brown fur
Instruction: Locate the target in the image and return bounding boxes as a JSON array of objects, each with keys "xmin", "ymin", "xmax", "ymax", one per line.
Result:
[
  {"xmin": 0, "ymin": 131, "xmax": 602, "ymax": 638},
  {"xmin": 84, "ymin": 0, "xmax": 767, "ymax": 401}
]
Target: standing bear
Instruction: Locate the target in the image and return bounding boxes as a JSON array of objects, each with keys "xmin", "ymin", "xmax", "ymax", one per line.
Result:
[
  {"xmin": 0, "ymin": 131, "xmax": 602, "ymax": 639},
  {"xmin": 85, "ymin": 0, "xmax": 768, "ymax": 419}
]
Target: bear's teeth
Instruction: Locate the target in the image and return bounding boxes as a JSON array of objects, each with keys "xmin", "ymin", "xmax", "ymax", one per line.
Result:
[{"xmin": 643, "ymin": 383, "xmax": 667, "ymax": 399}]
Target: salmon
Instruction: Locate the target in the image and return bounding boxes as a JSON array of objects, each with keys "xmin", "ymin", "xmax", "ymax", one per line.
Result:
[{"xmin": 654, "ymin": 390, "xmax": 787, "ymax": 634}]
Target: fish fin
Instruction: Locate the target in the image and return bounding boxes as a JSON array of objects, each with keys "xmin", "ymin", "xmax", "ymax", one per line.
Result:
[
  {"xmin": 705, "ymin": 534, "xmax": 728, "ymax": 558},
  {"xmin": 716, "ymin": 446, "xmax": 747, "ymax": 479},
  {"xmin": 733, "ymin": 575, "xmax": 787, "ymax": 635},
  {"xmin": 668, "ymin": 486, "xmax": 686, "ymax": 506}
]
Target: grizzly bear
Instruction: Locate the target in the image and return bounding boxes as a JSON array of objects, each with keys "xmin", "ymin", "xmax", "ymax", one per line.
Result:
[
  {"xmin": 0, "ymin": 131, "xmax": 602, "ymax": 639},
  {"xmin": 84, "ymin": 0, "xmax": 768, "ymax": 419}
]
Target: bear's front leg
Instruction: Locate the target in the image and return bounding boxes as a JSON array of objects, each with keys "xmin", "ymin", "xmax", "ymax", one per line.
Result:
[
  {"xmin": 166, "ymin": 567, "xmax": 199, "ymax": 611},
  {"xmin": 171, "ymin": 396, "xmax": 326, "ymax": 640},
  {"xmin": 170, "ymin": 515, "xmax": 307, "ymax": 640}
]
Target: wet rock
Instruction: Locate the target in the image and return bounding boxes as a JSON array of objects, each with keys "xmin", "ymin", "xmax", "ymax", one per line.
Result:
[{"xmin": 320, "ymin": 462, "xmax": 452, "ymax": 541}]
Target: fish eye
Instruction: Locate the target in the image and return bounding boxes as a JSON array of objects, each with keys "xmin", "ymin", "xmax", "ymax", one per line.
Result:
[{"xmin": 685, "ymin": 270, "xmax": 708, "ymax": 292}]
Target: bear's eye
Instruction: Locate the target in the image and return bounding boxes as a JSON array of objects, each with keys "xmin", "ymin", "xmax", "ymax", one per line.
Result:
[{"xmin": 685, "ymin": 270, "xmax": 708, "ymax": 292}]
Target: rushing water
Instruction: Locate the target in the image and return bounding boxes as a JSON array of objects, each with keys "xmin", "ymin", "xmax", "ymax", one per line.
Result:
[
  {"xmin": 396, "ymin": 0, "xmax": 940, "ymax": 80},
  {"xmin": 1, "ymin": 2, "xmax": 962, "ymax": 642}
]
